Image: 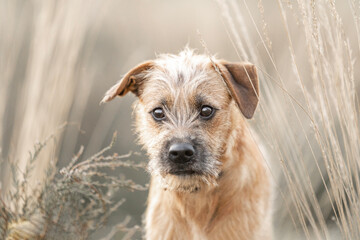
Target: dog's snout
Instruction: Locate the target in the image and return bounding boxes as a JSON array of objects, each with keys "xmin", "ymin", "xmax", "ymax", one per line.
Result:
[{"xmin": 169, "ymin": 143, "xmax": 195, "ymax": 163}]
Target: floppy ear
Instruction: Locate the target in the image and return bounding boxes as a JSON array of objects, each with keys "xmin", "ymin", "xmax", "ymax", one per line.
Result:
[
  {"xmin": 101, "ymin": 61, "xmax": 153, "ymax": 103},
  {"xmin": 217, "ymin": 61, "xmax": 259, "ymax": 119}
]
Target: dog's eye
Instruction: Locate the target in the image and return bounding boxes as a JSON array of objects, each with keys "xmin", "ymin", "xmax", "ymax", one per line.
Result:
[
  {"xmin": 152, "ymin": 108, "xmax": 166, "ymax": 121},
  {"xmin": 200, "ymin": 105, "xmax": 214, "ymax": 119}
]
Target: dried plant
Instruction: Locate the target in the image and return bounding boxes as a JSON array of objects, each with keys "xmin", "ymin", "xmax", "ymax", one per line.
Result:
[{"xmin": 0, "ymin": 131, "xmax": 146, "ymax": 240}]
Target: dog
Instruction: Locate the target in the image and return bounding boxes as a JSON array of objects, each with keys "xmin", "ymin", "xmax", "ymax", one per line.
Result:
[{"xmin": 102, "ymin": 48, "xmax": 272, "ymax": 239}]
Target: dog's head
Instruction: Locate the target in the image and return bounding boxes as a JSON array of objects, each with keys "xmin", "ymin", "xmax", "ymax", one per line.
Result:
[{"xmin": 102, "ymin": 49, "xmax": 259, "ymax": 192}]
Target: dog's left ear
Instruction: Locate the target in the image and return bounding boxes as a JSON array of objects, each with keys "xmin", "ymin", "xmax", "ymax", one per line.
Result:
[
  {"xmin": 217, "ymin": 61, "xmax": 259, "ymax": 119},
  {"xmin": 101, "ymin": 61, "xmax": 153, "ymax": 103}
]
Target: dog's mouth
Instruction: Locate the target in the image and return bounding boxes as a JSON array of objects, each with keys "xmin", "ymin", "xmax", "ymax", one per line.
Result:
[{"xmin": 169, "ymin": 169, "xmax": 198, "ymax": 176}]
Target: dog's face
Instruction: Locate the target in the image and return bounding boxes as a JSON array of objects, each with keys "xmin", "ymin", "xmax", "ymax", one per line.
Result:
[
  {"xmin": 135, "ymin": 60, "xmax": 232, "ymax": 192},
  {"xmin": 102, "ymin": 49, "xmax": 259, "ymax": 192}
]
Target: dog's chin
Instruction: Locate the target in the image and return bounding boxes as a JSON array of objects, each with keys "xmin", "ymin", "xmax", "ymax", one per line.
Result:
[{"xmin": 156, "ymin": 172, "xmax": 218, "ymax": 193}]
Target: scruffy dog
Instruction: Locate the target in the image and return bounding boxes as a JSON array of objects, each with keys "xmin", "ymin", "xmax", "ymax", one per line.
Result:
[{"xmin": 102, "ymin": 49, "xmax": 272, "ymax": 240}]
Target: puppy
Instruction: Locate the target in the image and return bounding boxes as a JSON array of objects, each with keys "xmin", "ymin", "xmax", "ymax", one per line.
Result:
[{"xmin": 102, "ymin": 48, "xmax": 272, "ymax": 239}]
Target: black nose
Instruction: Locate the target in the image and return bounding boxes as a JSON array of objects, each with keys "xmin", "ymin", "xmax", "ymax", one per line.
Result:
[{"xmin": 169, "ymin": 143, "xmax": 195, "ymax": 163}]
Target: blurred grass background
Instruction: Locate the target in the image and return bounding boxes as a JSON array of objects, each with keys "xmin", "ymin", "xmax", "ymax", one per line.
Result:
[{"xmin": 0, "ymin": 0, "xmax": 359, "ymax": 239}]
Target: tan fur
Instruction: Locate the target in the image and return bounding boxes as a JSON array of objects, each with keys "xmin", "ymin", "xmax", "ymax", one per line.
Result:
[{"xmin": 103, "ymin": 48, "xmax": 272, "ymax": 239}]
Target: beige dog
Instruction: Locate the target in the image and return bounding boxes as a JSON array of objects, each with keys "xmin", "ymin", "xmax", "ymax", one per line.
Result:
[{"xmin": 102, "ymin": 49, "xmax": 272, "ymax": 239}]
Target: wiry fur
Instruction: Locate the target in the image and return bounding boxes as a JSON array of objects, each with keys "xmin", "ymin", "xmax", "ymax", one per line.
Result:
[
  {"xmin": 135, "ymin": 49, "xmax": 230, "ymax": 192},
  {"xmin": 103, "ymin": 48, "xmax": 272, "ymax": 239}
]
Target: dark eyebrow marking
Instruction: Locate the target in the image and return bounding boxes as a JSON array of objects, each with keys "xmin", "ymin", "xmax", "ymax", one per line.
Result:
[
  {"xmin": 160, "ymin": 98, "xmax": 167, "ymax": 107},
  {"xmin": 146, "ymin": 98, "xmax": 168, "ymax": 113},
  {"xmin": 195, "ymin": 95, "xmax": 205, "ymax": 109},
  {"xmin": 195, "ymin": 94, "xmax": 220, "ymax": 111},
  {"xmin": 178, "ymin": 72, "xmax": 184, "ymax": 82}
]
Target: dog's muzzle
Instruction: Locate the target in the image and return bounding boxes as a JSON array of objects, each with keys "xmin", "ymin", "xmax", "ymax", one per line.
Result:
[{"xmin": 166, "ymin": 142, "xmax": 199, "ymax": 176}]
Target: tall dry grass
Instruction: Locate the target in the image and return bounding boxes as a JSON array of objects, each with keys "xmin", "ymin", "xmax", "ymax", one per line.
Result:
[
  {"xmin": 217, "ymin": 0, "xmax": 360, "ymax": 239},
  {"xmin": 6, "ymin": 0, "xmax": 101, "ymax": 191}
]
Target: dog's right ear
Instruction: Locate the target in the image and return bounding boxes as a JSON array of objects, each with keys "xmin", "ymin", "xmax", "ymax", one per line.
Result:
[{"xmin": 101, "ymin": 61, "xmax": 153, "ymax": 103}]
